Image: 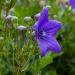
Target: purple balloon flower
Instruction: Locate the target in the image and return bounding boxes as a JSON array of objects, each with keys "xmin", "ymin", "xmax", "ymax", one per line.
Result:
[
  {"xmin": 69, "ymin": 0, "xmax": 75, "ymax": 9},
  {"xmin": 33, "ymin": 7, "xmax": 62, "ymax": 56}
]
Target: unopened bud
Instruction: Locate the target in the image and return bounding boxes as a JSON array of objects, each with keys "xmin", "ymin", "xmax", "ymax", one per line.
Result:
[
  {"xmin": 64, "ymin": 0, "xmax": 69, "ymax": 4},
  {"xmin": 11, "ymin": 16, "xmax": 18, "ymax": 27},
  {"xmin": 39, "ymin": 0, "xmax": 46, "ymax": 7},
  {"xmin": 46, "ymin": 5, "xmax": 51, "ymax": 9},
  {"xmin": 6, "ymin": 0, "xmax": 11, "ymax": 4},
  {"xmin": 24, "ymin": 16, "xmax": 32, "ymax": 22},
  {"xmin": 24, "ymin": 16, "xmax": 32, "ymax": 26},
  {"xmin": 1, "ymin": 9, "xmax": 7, "ymax": 18},
  {"xmin": 17, "ymin": 25, "xmax": 26, "ymax": 34},
  {"xmin": 34, "ymin": 13, "xmax": 40, "ymax": 21},
  {"xmin": 8, "ymin": 8, "xmax": 15, "ymax": 15},
  {"xmin": 5, "ymin": 15, "xmax": 13, "ymax": 28},
  {"xmin": 0, "ymin": 36, "xmax": 4, "ymax": 40},
  {"xmin": 6, "ymin": 15, "xmax": 12, "ymax": 21},
  {"xmin": 16, "ymin": 25, "xmax": 26, "ymax": 49}
]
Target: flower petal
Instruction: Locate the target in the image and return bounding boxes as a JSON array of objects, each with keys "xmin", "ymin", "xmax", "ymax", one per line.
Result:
[
  {"xmin": 38, "ymin": 7, "xmax": 48, "ymax": 25},
  {"xmin": 69, "ymin": 0, "xmax": 75, "ymax": 9},
  {"xmin": 33, "ymin": 22, "xmax": 38, "ymax": 31},
  {"xmin": 37, "ymin": 35, "xmax": 61, "ymax": 56},
  {"xmin": 47, "ymin": 36, "xmax": 61, "ymax": 53},
  {"xmin": 42, "ymin": 35, "xmax": 61, "ymax": 53},
  {"xmin": 37, "ymin": 39, "xmax": 47, "ymax": 56},
  {"xmin": 40, "ymin": 20, "xmax": 62, "ymax": 36},
  {"xmin": 33, "ymin": 22, "xmax": 39, "ymax": 38}
]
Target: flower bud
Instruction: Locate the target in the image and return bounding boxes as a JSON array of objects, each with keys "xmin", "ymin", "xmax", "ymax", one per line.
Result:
[
  {"xmin": 39, "ymin": 0, "xmax": 46, "ymax": 7},
  {"xmin": 46, "ymin": 5, "xmax": 51, "ymax": 9},
  {"xmin": 17, "ymin": 25, "xmax": 26, "ymax": 32},
  {"xmin": 0, "ymin": 36, "xmax": 4, "ymax": 40},
  {"xmin": 5, "ymin": 0, "xmax": 11, "ymax": 8},
  {"xmin": 6, "ymin": 15, "xmax": 12, "ymax": 21},
  {"xmin": 5, "ymin": 15, "xmax": 13, "ymax": 28},
  {"xmin": 24, "ymin": 16, "xmax": 33, "ymax": 26},
  {"xmin": 1, "ymin": 9, "xmax": 7, "ymax": 18},
  {"xmin": 16, "ymin": 25, "xmax": 27, "ymax": 49},
  {"xmin": 17, "ymin": 25, "xmax": 26, "ymax": 36},
  {"xmin": 8, "ymin": 8, "xmax": 15, "ymax": 15},
  {"xmin": 24, "ymin": 16, "xmax": 32, "ymax": 22},
  {"xmin": 11, "ymin": 16, "xmax": 18, "ymax": 27},
  {"xmin": 34, "ymin": 13, "xmax": 40, "ymax": 21},
  {"xmin": 6, "ymin": 0, "xmax": 11, "ymax": 4}
]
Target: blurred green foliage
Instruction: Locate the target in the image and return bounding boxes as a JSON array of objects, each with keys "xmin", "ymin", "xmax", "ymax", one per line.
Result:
[{"xmin": 0, "ymin": 0, "xmax": 75, "ymax": 75}]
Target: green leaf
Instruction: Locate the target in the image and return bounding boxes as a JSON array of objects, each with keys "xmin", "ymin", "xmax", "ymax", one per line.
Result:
[
  {"xmin": 39, "ymin": 55, "xmax": 53, "ymax": 69},
  {"xmin": 39, "ymin": 52, "xmax": 63, "ymax": 69}
]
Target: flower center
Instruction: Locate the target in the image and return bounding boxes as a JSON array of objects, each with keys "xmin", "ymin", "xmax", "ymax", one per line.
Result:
[
  {"xmin": 42, "ymin": 31, "xmax": 46, "ymax": 36},
  {"xmin": 39, "ymin": 30, "xmax": 46, "ymax": 38}
]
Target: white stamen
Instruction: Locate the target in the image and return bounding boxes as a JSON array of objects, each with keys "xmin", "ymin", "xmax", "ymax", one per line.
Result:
[{"xmin": 42, "ymin": 31, "xmax": 46, "ymax": 36}]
